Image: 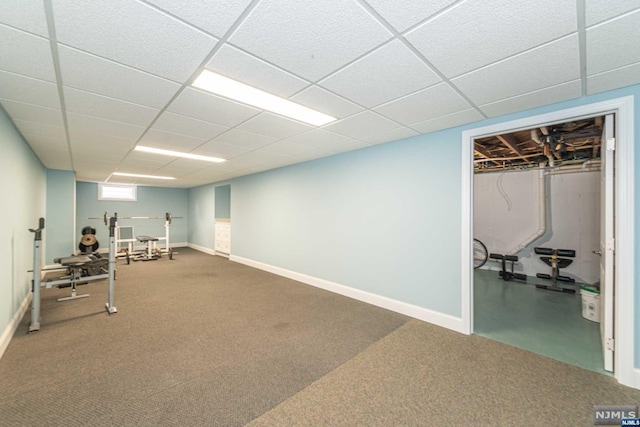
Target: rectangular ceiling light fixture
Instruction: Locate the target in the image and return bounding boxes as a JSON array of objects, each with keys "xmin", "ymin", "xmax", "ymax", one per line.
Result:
[
  {"xmin": 112, "ymin": 172, "xmax": 176, "ymax": 180},
  {"xmin": 134, "ymin": 145, "xmax": 226, "ymax": 163},
  {"xmin": 192, "ymin": 70, "xmax": 337, "ymax": 126}
]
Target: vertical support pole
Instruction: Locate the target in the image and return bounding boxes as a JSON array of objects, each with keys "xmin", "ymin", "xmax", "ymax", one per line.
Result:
[
  {"xmin": 29, "ymin": 218, "xmax": 44, "ymax": 332},
  {"xmin": 105, "ymin": 216, "xmax": 117, "ymax": 314}
]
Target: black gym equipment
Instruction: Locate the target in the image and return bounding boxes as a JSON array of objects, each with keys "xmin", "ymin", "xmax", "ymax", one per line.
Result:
[
  {"xmin": 489, "ymin": 253, "xmax": 527, "ymax": 282},
  {"xmin": 534, "ymin": 247, "xmax": 576, "ymax": 293},
  {"xmin": 28, "ymin": 216, "xmax": 117, "ymax": 332},
  {"xmin": 79, "ymin": 226, "xmax": 99, "ymax": 253}
]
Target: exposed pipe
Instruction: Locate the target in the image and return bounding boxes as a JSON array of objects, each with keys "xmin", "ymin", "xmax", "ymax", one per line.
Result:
[
  {"xmin": 532, "ymin": 129, "xmax": 555, "ymax": 167},
  {"xmin": 507, "ymin": 163, "xmax": 547, "ymax": 255}
]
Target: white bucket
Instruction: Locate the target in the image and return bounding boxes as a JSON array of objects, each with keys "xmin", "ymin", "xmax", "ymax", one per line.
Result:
[{"xmin": 580, "ymin": 287, "xmax": 600, "ymax": 323}]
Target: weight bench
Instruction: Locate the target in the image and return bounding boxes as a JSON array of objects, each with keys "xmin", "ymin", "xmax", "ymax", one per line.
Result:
[
  {"xmin": 130, "ymin": 235, "xmax": 160, "ymax": 262},
  {"xmin": 489, "ymin": 253, "xmax": 527, "ymax": 282},
  {"xmin": 534, "ymin": 247, "xmax": 576, "ymax": 293},
  {"xmin": 51, "ymin": 255, "xmax": 105, "ymax": 301}
]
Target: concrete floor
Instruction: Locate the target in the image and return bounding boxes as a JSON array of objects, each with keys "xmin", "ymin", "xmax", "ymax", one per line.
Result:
[{"xmin": 473, "ymin": 268, "xmax": 607, "ymax": 375}]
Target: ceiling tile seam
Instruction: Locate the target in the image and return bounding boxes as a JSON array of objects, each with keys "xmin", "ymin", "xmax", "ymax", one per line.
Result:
[
  {"xmin": 353, "ymin": 0, "xmax": 485, "ymax": 119},
  {"xmin": 576, "ymin": 0, "xmax": 587, "ymax": 96},
  {"xmin": 0, "ymin": 97, "xmax": 62, "ymax": 113},
  {"xmin": 57, "ymin": 43, "xmax": 184, "ymax": 86},
  {"xmin": 397, "ymin": 0, "xmax": 469, "ymax": 36},
  {"xmin": 586, "ymin": 60, "xmax": 640, "ymax": 78},
  {"xmin": 43, "ymin": 0, "xmax": 75, "ymax": 171},
  {"xmin": 586, "ymin": 7, "xmax": 640, "ymax": 30},
  {"xmin": 0, "ymin": 21, "xmax": 49, "ymax": 40},
  {"xmin": 449, "ymin": 31, "xmax": 580, "ymax": 81},
  {"xmin": 116, "ymin": 0, "xmax": 266, "ymax": 177},
  {"xmin": 475, "ymin": 78, "xmax": 582, "ymax": 109},
  {"xmin": 135, "ymin": 0, "xmax": 222, "ymax": 41}
]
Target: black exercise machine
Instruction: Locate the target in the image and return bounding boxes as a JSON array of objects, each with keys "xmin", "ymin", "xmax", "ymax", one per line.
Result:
[
  {"xmin": 489, "ymin": 253, "xmax": 527, "ymax": 282},
  {"xmin": 534, "ymin": 247, "xmax": 576, "ymax": 293},
  {"xmin": 28, "ymin": 216, "xmax": 117, "ymax": 332}
]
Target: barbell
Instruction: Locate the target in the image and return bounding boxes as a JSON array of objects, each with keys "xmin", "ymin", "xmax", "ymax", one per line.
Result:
[{"xmin": 89, "ymin": 212, "xmax": 182, "ymax": 225}]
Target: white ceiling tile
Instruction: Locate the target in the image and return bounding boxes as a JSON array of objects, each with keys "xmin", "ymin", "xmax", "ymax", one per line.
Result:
[
  {"xmin": 229, "ymin": 0, "xmax": 392, "ymax": 81},
  {"xmin": 0, "ymin": 1, "xmax": 48, "ymax": 37},
  {"xmin": 73, "ymin": 149, "xmax": 125, "ymax": 162},
  {"xmin": 290, "ymin": 86, "xmax": 363, "ymax": 119},
  {"xmin": 280, "ymin": 129, "xmax": 369, "ymax": 153},
  {"xmin": 361, "ymin": 126, "xmax": 420, "ymax": 145},
  {"xmin": 67, "ymin": 112, "xmax": 146, "ymax": 140},
  {"xmin": 145, "ymin": 0, "xmax": 252, "ymax": 37},
  {"xmin": 409, "ymin": 109, "xmax": 484, "ymax": 134},
  {"xmin": 139, "ymin": 129, "xmax": 208, "ymax": 151},
  {"xmin": 588, "ymin": 62, "xmax": 640, "ymax": 95},
  {"xmin": 167, "ymin": 87, "xmax": 260, "ymax": 127},
  {"xmin": 587, "ymin": 10, "xmax": 640, "ymax": 75},
  {"xmin": 586, "ymin": 0, "xmax": 640, "ymax": 26},
  {"xmin": 374, "ymin": 83, "xmax": 471, "ymax": 126},
  {"xmin": 479, "ymin": 80, "xmax": 581, "ymax": 118},
  {"xmin": 225, "ymin": 150, "xmax": 295, "ymax": 170},
  {"xmin": 191, "ymin": 141, "xmax": 252, "ymax": 158},
  {"xmin": 63, "ymin": 87, "xmax": 159, "ymax": 127},
  {"xmin": 236, "ymin": 113, "xmax": 312, "ymax": 140},
  {"xmin": 58, "ymin": 45, "xmax": 181, "ymax": 109},
  {"xmin": 153, "ymin": 158, "xmax": 212, "ymax": 174},
  {"xmin": 324, "ymin": 111, "xmax": 399, "ymax": 139},
  {"xmin": 0, "ymin": 99, "xmax": 63, "ymax": 126},
  {"xmin": 405, "ymin": 0, "xmax": 577, "ymax": 78},
  {"xmin": 259, "ymin": 140, "xmax": 317, "ymax": 156},
  {"xmin": 24, "ymin": 134, "xmax": 68, "ymax": 151},
  {"xmin": 53, "ymin": 0, "xmax": 218, "ymax": 82},
  {"xmin": 288, "ymin": 148, "xmax": 335, "ymax": 162},
  {"xmin": 151, "ymin": 112, "xmax": 228, "ymax": 140},
  {"xmin": 69, "ymin": 131, "xmax": 134, "ymax": 154},
  {"xmin": 206, "ymin": 44, "xmax": 309, "ymax": 97},
  {"xmin": 41, "ymin": 157, "xmax": 73, "ymax": 171},
  {"xmin": 0, "ymin": 71, "xmax": 60, "ymax": 109},
  {"xmin": 209, "ymin": 129, "xmax": 277, "ymax": 149},
  {"xmin": 0, "ymin": 25, "xmax": 56, "ymax": 82},
  {"xmin": 452, "ymin": 35, "xmax": 580, "ymax": 106},
  {"xmin": 319, "ymin": 39, "xmax": 441, "ymax": 108},
  {"xmin": 13, "ymin": 119, "xmax": 66, "ymax": 139},
  {"xmin": 366, "ymin": 0, "xmax": 457, "ymax": 32}
]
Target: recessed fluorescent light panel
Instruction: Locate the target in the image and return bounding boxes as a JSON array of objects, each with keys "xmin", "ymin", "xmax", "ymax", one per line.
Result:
[
  {"xmin": 112, "ymin": 172, "xmax": 176, "ymax": 180},
  {"xmin": 192, "ymin": 70, "xmax": 337, "ymax": 126},
  {"xmin": 134, "ymin": 146, "xmax": 226, "ymax": 163}
]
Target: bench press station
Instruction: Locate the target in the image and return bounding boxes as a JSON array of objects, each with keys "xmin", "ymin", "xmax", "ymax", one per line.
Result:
[{"xmin": 28, "ymin": 217, "xmax": 117, "ymax": 332}]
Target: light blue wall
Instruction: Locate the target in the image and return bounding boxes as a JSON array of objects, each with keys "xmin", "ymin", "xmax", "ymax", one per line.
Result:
[
  {"xmin": 187, "ymin": 84, "xmax": 640, "ymax": 369},
  {"xmin": 215, "ymin": 185, "xmax": 231, "ymax": 219},
  {"xmin": 0, "ymin": 106, "xmax": 46, "ymax": 339},
  {"xmin": 188, "ymin": 184, "xmax": 216, "ymax": 249},
  {"xmin": 46, "ymin": 169, "xmax": 75, "ymax": 264},
  {"xmin": 76, "ymin": 182, "xmax": 189, "ymax": 248}
]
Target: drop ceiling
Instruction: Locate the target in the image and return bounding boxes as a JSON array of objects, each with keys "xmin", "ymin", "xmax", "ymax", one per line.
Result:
[{"xmin": 0, "ymin": 0, "xmax": 638, "ymax": 188}]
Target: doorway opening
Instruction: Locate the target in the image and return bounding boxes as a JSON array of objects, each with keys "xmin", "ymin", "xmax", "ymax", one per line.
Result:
[
  {"xmin": 472, "ymin": 115, "xmax": 607, "ymax": 374},
  {"xmin": 460, "ymin": 96, "xmax": 635, "ymax": 388}
]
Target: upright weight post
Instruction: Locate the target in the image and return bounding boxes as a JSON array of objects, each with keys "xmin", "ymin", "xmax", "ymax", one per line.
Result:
[
  {"xmin": 29, "ymin": 218, "xmax": 45, "ymax": 332},
  {"xmin": 105, "ymin": 216, "xmax": 118, "ymax": 314}
]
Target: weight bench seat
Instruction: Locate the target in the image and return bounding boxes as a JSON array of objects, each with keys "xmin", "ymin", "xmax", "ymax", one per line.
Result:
[
  {"xmin": 136, "ymin": 235, "xmax": 158, "ymax": 243},
  {"xmin": 54, "ymin": 255, "xmax": 94, "ymax": 267}
]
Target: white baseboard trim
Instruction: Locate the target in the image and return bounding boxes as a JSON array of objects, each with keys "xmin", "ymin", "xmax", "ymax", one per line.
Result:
[
  {"xmin": 187, "ymin": 243, "xmax": 216, "ymax": 256},
  {"xmin": 230, "ymin": 255, "xmax": 465, "ymax": 334},
  {"xmin": 0, "ymin": 292, "xmax": 32, "ymax": 360}
]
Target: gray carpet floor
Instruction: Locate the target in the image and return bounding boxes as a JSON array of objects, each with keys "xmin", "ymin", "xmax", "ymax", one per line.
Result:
[{"xmin": 1, "ymin": 248, "xmax": 638, "ymax": 426}]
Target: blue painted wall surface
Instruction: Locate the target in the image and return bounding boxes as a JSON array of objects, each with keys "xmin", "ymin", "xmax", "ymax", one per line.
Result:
[
  {"xmin": 214, "ymin": 185, "xmax": 231, "ymax": 219},
  {"xmin": 188, "ymin": 184, "xmax": 216, "ymax": 249},
  {"xmin": 46, "ymin": 170, "xmax": 75, "ymax": 264},
  {"xmin": 76, "ymin": 182, "xmax": 188, "ymax": 247},
  {"xmin": 188, "ymin": 84, "xmax": 640, "ymax": 369},
  {"xmin": 0, "ymin": 106, "xmax": 46, "ymax": 338}
]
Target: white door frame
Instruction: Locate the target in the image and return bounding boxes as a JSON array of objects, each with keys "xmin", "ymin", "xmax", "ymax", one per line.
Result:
[{"xmin": 460, "ymin": 96, "xmax": 635, "ymax": 388}]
